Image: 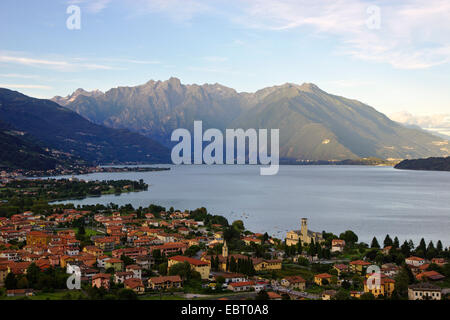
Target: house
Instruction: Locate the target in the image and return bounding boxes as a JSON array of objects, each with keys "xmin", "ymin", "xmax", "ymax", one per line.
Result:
[
  {"xmin": 94, "ymin": 237, "xmax": 117, "ymax": 251},
  {"xmin": 97, "ymin": 255, "xmax": 109, "ymax": 268},
  {"xmin": 168, "ymin": 256, "xmax": 211, "ymax": 280},
  {"xmin": 286, "ymin": 218, "xmax": 323, "ymax": 246},
  {"xmin": 382, "ymin": 246, "xmax": 392, "ymax": 255},
  {"xmin": 381, "ymin": 263, "xmax": 400, "ymax": 278},
  {"xmin": 26, "ymin": 231, "xmax": 52, "ymax": 246},
  {"xmin": 281, "ymin": 276, "xmax": 306, "ymax": 291},
  {"xmin": 253, "ymin": 280, "xmax": 269, "ymax": 293},
  {"xmin": 331, "ymin": 239, "xmax": 345, "ymax": 253},
  {"xmin": 212, "ymin": 272, "xmax": 247, "ymax": 285},
  {"xmin": 242, "ymin": 237, "xmax": 262, "ymax": 246},
  {"xmin": 148, "ymin": 275, "xmax": 183, "ymax": 290},
  {"xmin": 408, "ymin": 282, "xmax": 442, "ymax": 300},
  {"xmin": 405, "ymin": 256, "xmax": 426, "ymax": 267},
  {"xmin": 416, "ymin": 270, "xmax": 445, "ymax": 281},
  {"xmin": 349, "ymin": 260, "xmax": 371, "ymax": 274},
  {"xmin": 124, "ymin": 278, "xmax": 145, "ymax": 294},
  {"xmin": 431, "ymin": 258, "xmax": 446, "ymax": 266},
  {"xmin": 253, "ymin": 258, "xmax": 282, "ymax": 271},
  {"xmin": 333, "ymin": 264, "xmax": 349, "ymax": 276},
  {"xmin": 126, "ymin": 264, "xmax": 142, "ymax": 279},
  {"xmin": 114, "ymin": 271, "xmax": 134, "ymax": 284},
  {"xmin": 363, "ymin": 276, "xmax": 395, "ymax": 298},
  {"xmin": 322, "ymin": 290, "xmax": 337, "ymax": 300},
  {"xmin": 104, "ymin": 258, "xmax": 124, "ymax": 272},
  {"xmin": 314, "ymin": 273, "xmax": 333, "ymax": 286},
  {"xmin": 92, "ymin": 273, "xmax": 110, "ymax": 290},
  {"xmin": 135, "ymin": 255, "xmax": 154, "ymax": 270},
  {"xmin": 83, "ymin": 246, "xmax": 103, "ymax": 257},
  {"xmin": 227, "ymin": 281, "xmax": 255, "ymax": 292}
]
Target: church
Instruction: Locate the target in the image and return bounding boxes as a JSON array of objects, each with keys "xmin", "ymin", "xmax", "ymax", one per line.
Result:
[{"xmin": 286, "ymin": 218, "xmax": 324, "ymax": 246}]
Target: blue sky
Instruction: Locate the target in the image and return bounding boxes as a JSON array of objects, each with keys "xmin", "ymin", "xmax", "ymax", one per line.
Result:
[{"xmin": 1, "ymin": 0, "xmax": 450, "ymax": 116}]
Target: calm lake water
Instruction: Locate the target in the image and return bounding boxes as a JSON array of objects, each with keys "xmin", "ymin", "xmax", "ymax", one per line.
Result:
[{"xmin": 53, "ymin": 165, "xmax": 450, "ymax": 246}]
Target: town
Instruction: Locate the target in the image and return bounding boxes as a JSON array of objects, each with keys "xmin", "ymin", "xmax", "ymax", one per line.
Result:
[{"xmin": 0, "ymin": 180, "xmax": 449, "ymax": 300}]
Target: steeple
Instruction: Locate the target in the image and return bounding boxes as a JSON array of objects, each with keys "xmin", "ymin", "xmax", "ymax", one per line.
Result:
[
  {"xmin": 301, "ymin": 218, "xmax": 308, "ymax": 236},
  {"xmin": 222, "ymin": 241, "xmax": 228, "ymax": 258}
]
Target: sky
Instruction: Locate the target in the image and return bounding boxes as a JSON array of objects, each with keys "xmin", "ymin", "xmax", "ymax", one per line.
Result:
[{"xmin": 1, "ymin": 0, "xmax": 450, "ymax": 116}]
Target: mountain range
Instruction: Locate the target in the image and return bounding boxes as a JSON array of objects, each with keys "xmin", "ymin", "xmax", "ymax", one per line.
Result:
[
  {"xmin": 0, "ymin": 88, "xmax": 169, "ymax": 169},
  {"xmin": 53, "ymin": 78, "xmax": 450, "ymax": 161}
]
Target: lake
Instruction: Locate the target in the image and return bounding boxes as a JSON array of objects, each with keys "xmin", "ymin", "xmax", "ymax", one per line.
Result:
[{"xmin": 53, "ymin": 165, "xmax": 450, "ymax": 246}]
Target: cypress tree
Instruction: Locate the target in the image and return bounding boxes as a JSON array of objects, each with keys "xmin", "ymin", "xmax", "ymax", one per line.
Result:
[
  {"xmin": 383, "ymin": 235, "xmax": 393, "ymax": 247},
  {"xmin": 393, "ymin": 237, "xmax": 400, "ymax": 248},
  {"xmin": 371, "ymin": 237, "xmax": 380, "ymax": 248}
]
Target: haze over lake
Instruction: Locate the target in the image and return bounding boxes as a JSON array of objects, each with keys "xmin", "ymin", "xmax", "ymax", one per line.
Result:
[{"xmin": 54, "ymin": 165, "xmax": 450, "ymax": 246}]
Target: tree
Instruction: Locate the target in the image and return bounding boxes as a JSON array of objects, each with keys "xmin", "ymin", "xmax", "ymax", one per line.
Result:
[
  {"xmin": 158, "ymin": 262, "xmax": 168, "ymax": 276},
  {"xmin": 416, "ymin": 238, "xmax": 427, "ymax": 256},
  {"xmin": 335, "ymin": 289, "xmax": 350, "ymax": 300},
  {"xmin": 184, "ymin": 245, "xmax": 200, "ymax": 257},
  {"xmin": 169, "ymin": 262, "xmax": 200, "ymax": 281},
  {"xmin": 400, "ymin": 240, "xmax": 411, "ymax": 256},
  {"xmin": 17, "ymin": 277, "xmax": 29, "ymax": 289},
  {"xmin": 26, "ymin": 263, "xmax": 40, "ymax": 287},
  {"xmin": 393, "ymin": 237, "xmax": 400, "ymax": 249},
  {"xmin": 339, "ymin": 230, "xmax": 358, "ymax": 245},
  {"xmin": 262, "ymin": 232, "xmax": 269, "ymax": 244},
  {"xmin": 5, "ymin": 272, "xmax": 17, "ymax": 290},
  {"xmin": 231, "ymin": 220, "xmax": 245, "ymax": 232},
  {"xmin": 436, "ymin": 240, "xmax": 443, "ymax": 253},
  {"xmin": 371, "ymin": 237, "xmax": 380, "ymax": 248},
  {"xmin": 383, "ymin": 235, "xmax": 393, "ymax": 247},
  {"xmin": 120, "ymin": 254, "xmax": 134, "ymax": 267}
]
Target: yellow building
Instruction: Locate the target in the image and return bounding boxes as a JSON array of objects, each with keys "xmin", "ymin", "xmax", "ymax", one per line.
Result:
[
  {"xmin": 105, "ymin": 258, "xmax": 124, "ymax": 272},
  {"xmin": 281, "ymin": 276, "xmax": 306, "ymax": 291},
  {"xmin": 83, "ymin": 246, "xmax": 104, "ymax": 257},
  {"xmin": 314, "ymin": 273, "xmax": 332, "ymax": 286},
  {"xmin": 26, "ymin": 231, "xmax": 52, "ymax": 246},
  {"xmin": 349, "ymin": 260, "xmax": 371, "ymax": 274},
  {"xmin": 364, "ymin": 276, "xmax": 395, "ymax": 298},
  {"xmin": 253, "ymin": 258, "xmax": 282, "ymax": 271},
  {"xmin": 168, "ymin": 256, "xmax": 211, "ymax": 280},
  {"xmin": 286, "ymin": 218, "xmax": 323, "ymax": 246}
]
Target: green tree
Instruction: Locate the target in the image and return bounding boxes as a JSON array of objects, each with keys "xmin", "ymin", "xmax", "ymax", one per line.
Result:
[
  {"xmin": 5, "ymin": 272, "xmax": 17, "ymax": 290},
  {"xmin": 393, "ymin": 237, "xmax": 400, "ymax": 249},
  {"xmin": 339, "ymin": 230, "xmax": 358, "ymax": 245},
  {"xmin": 371, "ymin": 237, "xmax": 380, "ymax": 248},
  {"xmin": 383, "ymin": 235, "xmax": 393, "ymax": 247}
]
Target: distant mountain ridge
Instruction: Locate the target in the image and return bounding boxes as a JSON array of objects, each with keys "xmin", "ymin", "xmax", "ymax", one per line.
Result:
[
  {"xmin": 53, "ymin": 78, "xmax": 450, "ymax": 161},
  {"xmin": 0, "ymin": 88, "xmax": 170, "ymax": 167}
]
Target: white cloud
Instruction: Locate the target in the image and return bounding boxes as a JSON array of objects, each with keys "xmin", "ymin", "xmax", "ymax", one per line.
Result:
[
  {"xmin": 130, "ymin": 0, "xmax": 450, "ymax": 70},
  {"xmin": 232, "ymin": 0, "xmax": 450, "ymax": 69},
  {"xmin": 0, "ymin": 53, "xmax": 114, "ymax": 71}
]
